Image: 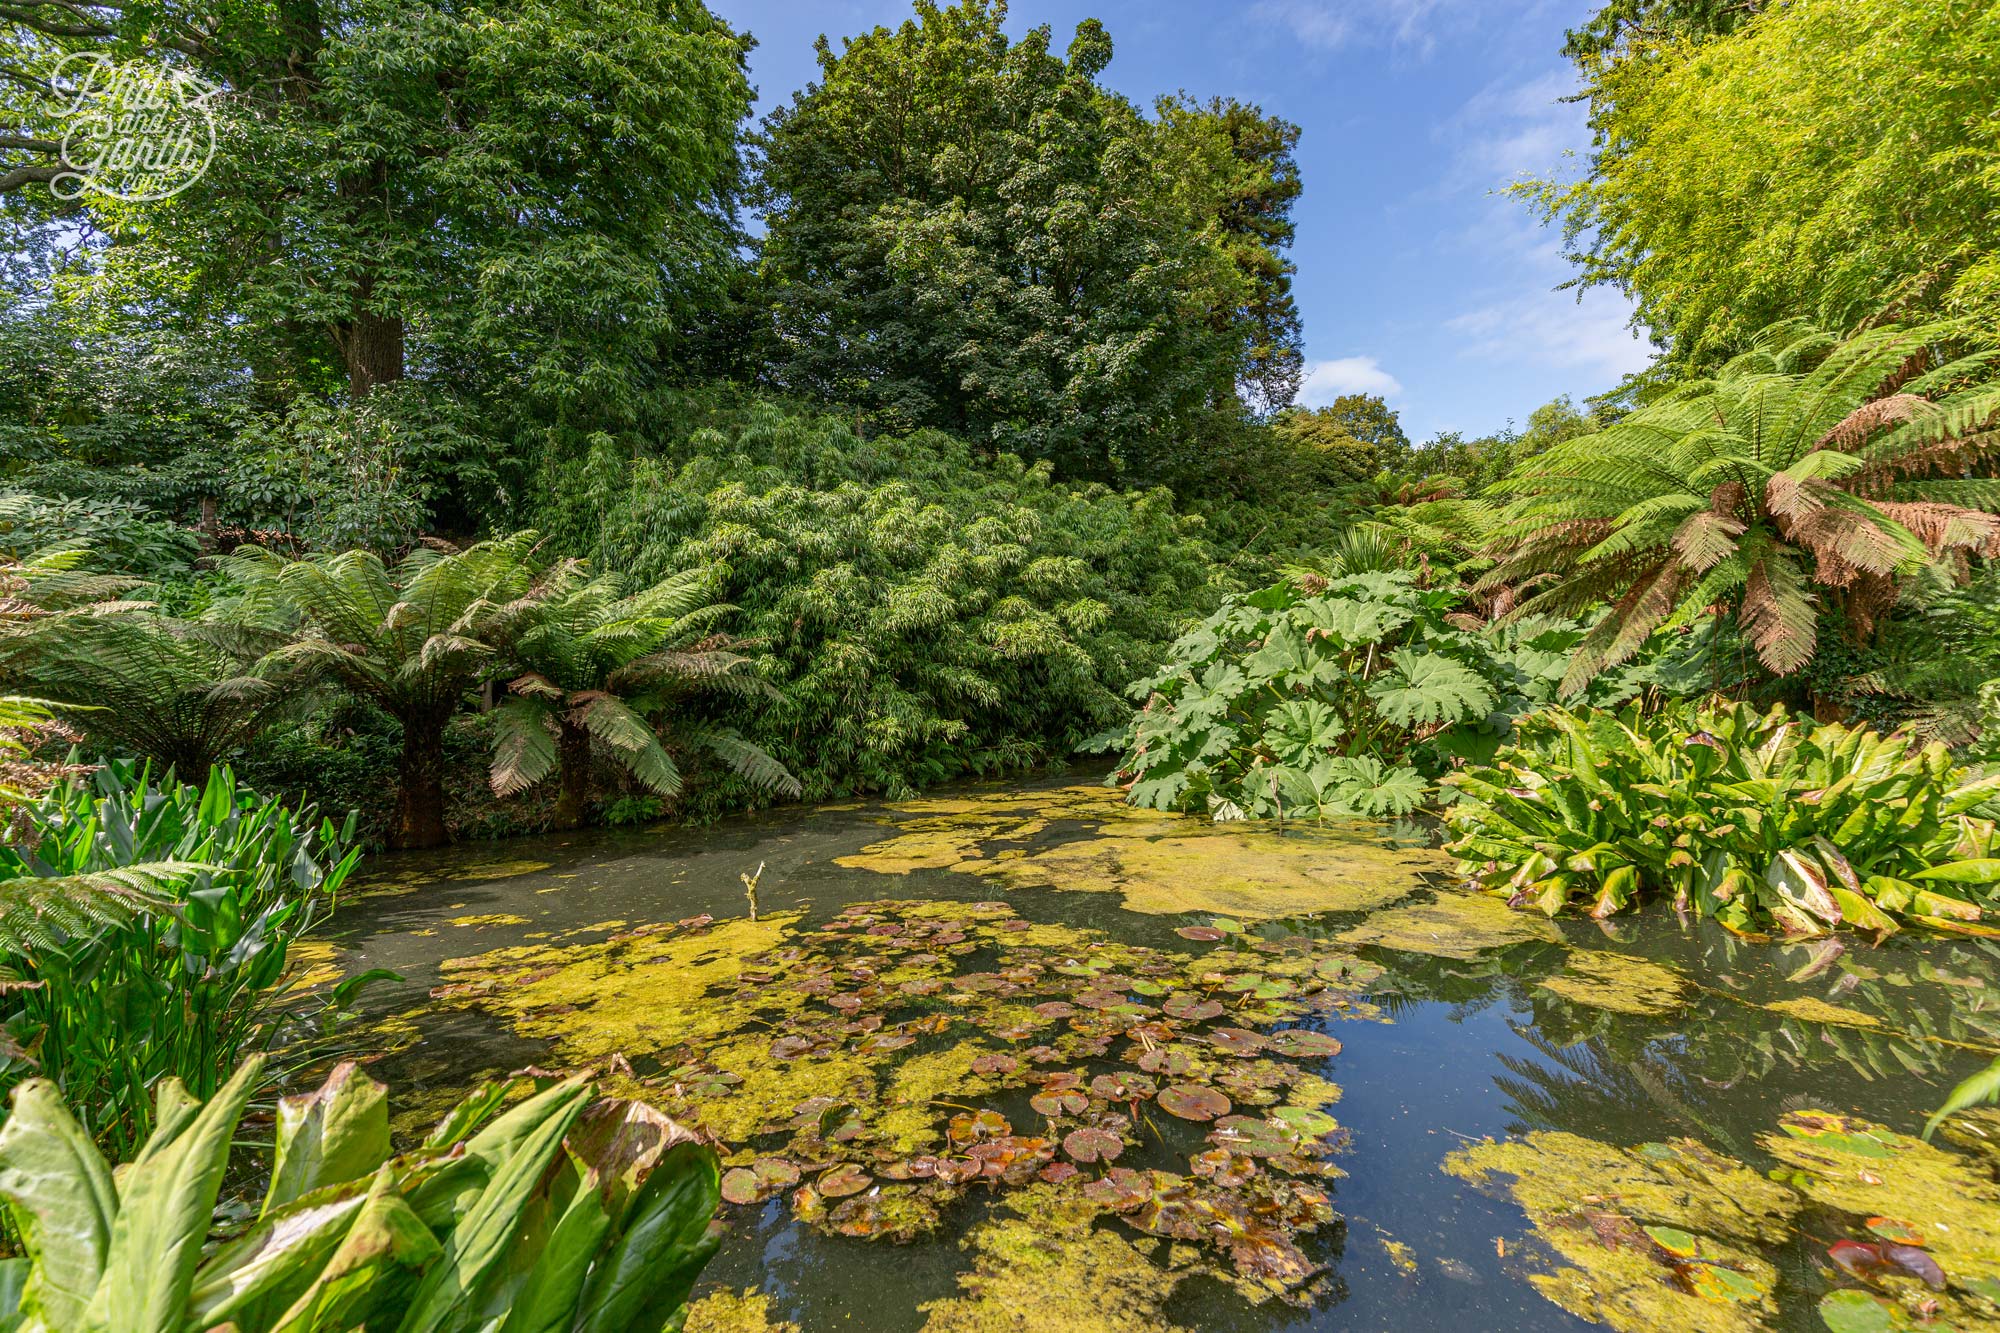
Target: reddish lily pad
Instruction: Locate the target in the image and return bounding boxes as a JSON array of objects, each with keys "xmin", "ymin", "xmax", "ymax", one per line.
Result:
[
  {"xmin": 1176, "ymin": 926, "xmax": 1226, "ymax": 942},
  {"xmin": 1266, "ymin": 1029, "xmax": 1342, "ymax": 1059},
  {"xmin": 1031, "ymin": 1088, "xmax": 1089, "ymax": 1116},
  {"xmin": 1159, "ymin": 1084, "xmax": 1231, "ymax": 1122},
  {"xmin": 817, "ymin": 1163, "xmax": 872, "ymax": 1198},
  {"xmin": 1163, "ymin": 995, "xmax": 1226, "ymax": 1021},
  {"xmin": 1208, "ymin": 1028, "xmax": 1268, "ymax": 1057},
  {"xmin": 1064, "ymin": 1127, "xmax": 1125, "ymax": 1163},
  {"xmin": 1090, "ymin": 1072, "xmax": 1157, "ymax": 1102},
  {"xmin": 949, "ymin": 1109, "xmax": 1011, "ymax": 1145}
]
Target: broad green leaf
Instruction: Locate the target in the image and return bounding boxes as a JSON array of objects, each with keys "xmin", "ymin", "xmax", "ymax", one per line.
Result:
[
  {"xmin": 0, "ymin": 1079, "xmax": 117, "ymax": 1331},
  {"xmin": 264, "ymin": 1062, "xmax": 392, "ymax": 1219},
  {"xmin": 270, "ymin": 1170, "xmax": 443, "ymax": 1333},
  {"xmin": 89, "ymin": 1055, "xmax": 265, "ymax": 1333},
  {"xmin": 186, "ymin": 1186, "xmax": 374, "ymax": 1328},
  {"xmin": 394, "ymin": 1077, "xmax": 594, "ymax": 1333},
  {"xmin": 572, "ymin": 1142, "xmax": 721, "ymax": 1333},
  {"xmin": 1911, "ymin": 859, "xmax": 2000, "ymax": 884}
]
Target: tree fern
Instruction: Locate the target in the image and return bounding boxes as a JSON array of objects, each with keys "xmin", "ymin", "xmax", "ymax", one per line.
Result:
[
  {"xmin": 0, "ymin": 864, "xmax": 188, "ymax": 954},
  {"xmin": 480, "ymin": 561, "xmax": 800, "ymax": 828},
  {"xmin": 1486, "ymin": 320, "xmax": 2000, "ymax": 688}
]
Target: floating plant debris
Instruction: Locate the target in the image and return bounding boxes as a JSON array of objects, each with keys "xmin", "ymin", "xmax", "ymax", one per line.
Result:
[
  {"xmin": 427, "ymin": 896, "xmax": 1373, "ymax": 1301},
  {"xmin": 834, "ymin": 784, "xmax": 1448, "ymax": 920}
]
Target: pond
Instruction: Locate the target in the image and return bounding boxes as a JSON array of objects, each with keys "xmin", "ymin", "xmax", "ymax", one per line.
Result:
[{"xmin": 314, "ymin": 777, "xmax": 2000, "ymax": 1332}]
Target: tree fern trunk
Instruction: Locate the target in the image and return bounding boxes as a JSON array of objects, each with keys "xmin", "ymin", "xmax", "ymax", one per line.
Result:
[
  {"xmin": 394, "ymin": 715, "xmax": 450, "ymax": 849},
  {"xmin": 552, "ymin": 721, "xmax": 593, "ymax": 830}
]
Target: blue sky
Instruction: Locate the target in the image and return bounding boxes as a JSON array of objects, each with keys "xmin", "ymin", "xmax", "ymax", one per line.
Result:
[{"xmin": 709, "ymin": 0, "xmax": 1657, "ymax": 444}]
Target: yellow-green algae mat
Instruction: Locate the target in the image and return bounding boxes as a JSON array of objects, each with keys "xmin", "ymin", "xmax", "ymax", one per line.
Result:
[
  {"xmin": 429, "ymin": 897, "xmax": 1393, "ymax": 1323},
  {"xmin": 834, "ymin": 784, "xmax": 1451, "ymax": 920},
  {"xmin": 1444, "ymin": 1107, "xmax": 2000, "ymax": 1331}
]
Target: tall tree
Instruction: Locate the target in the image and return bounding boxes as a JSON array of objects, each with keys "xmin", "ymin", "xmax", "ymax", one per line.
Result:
[
  {"xmin": 1531, "ymin": 0, "xmax": 2000, "ymax": 369},
  {"xmin": 1, "ymin": 0, "xmax": 752, "ymax": 410},
  {"xmin": 753, "ymin": 0, "xmax": 1302, "ymax": 482}
]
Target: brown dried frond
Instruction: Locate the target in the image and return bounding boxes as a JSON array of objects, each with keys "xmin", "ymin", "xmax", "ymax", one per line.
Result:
[
  {"xmin": 1872, "ymin": 501, "xmax": 2000, "ymax": 557},
  {"xmin": 1816, "ymin": 393, "xmax": 1933, "ymax": 452},
  {"xmin": 1740, "ymin": 555, "xmax": 1816, "ymax": 675},
  {"xmin": 1877, "ymin": 346, "xmax": 1933, "ymax": 397},
  {"xmin": 1788, "ymin": 506, "xmax": 1909, "ymax": 585}
]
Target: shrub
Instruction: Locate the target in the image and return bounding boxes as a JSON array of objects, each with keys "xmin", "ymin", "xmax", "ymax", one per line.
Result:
[
  {"xmin": 1444, "ymin": 701, "xmax": 2000, "ymax": 938},
  {"xmin": 0, "ymin": 492, "xmax": 197, "ymax": 577},
  {"xmin": 535, "ymin": 401, "xmax": 1226, "ymax": 806},
  {"xmin": 1092, "ymin": 570, "xmax": 1681, "ymax": 820},
  {"xmin": 0, "ymin": 763, "xmax": 362, "ymax": 1156},
  {"xmin": 0, "ymin": 1057, "xmax": 721, "ymax": 1331}
]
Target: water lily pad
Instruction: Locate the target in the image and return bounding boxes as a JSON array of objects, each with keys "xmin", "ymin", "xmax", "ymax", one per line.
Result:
[
  {"xmin": 1207, "ymin": 1028, "xmax": 1268, "ymax": 1057},
  {"xmin": 1159, "ymin": 1085, "xmax": 1231, "ymax": 1122},
  {"xmin": 1265, "ymin": 1030, "xmax": 1341, "ymax": 1059},
  {"xmin": 1866, "ymin": 1216, "xmax": 1925, "ymax": 1245},
  {"xmin": 817, "ymin": 1164, "xmax": 872, "ymax": 1198},
  {"xmin": 949, "ymin": 1109, "xmax": 1011, "ymax": 1145},
  {"xmin": 1269, "ymin": 1106, "xmax": 1337, "ymax": 1137},
  {"xmin": 721, "ymin": 1157, "xmax": 801, "ymax": 1206},
  {"xmin": 1163, "ymin": 995, "xmax": 1225, "ymax": 1021},
  {"xmin": 1064, "ymin": 1127, "xmax": 1125, "ymax": 1163},
  {"xmin": 1176, "ymin": 926, "xmax": 1226, "ymax": 942}
]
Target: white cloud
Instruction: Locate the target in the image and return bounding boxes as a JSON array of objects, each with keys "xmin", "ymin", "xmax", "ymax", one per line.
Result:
[
  {"xmin": 1249, "ymin": 0, "xmax": 1466, "ymax": 55},
  {"xmin": 1446, "ymin": 288, "xmax": 1655, "ymax": 380},
  {"xmin": 1299, "ymin": 356, "xmax": 1404, "ymax": 404}
]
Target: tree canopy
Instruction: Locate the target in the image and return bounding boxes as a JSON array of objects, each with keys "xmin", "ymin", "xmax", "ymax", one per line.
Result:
[
  {"xmin": 1532, "ymin": 0, "xmax": 2000, "ymax": 370},
  {"xmin": 754, "ymin": 0, "xmax": 1302, "ymax": 482}
]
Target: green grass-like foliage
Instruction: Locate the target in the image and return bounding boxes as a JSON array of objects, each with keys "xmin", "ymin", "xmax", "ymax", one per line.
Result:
[
  {"xmin": 1444, "ymin": 701, "xmax": 2000, "ymax": 938},
  {"xmin": 0, "ymin": 764, "xmax": 362, "ymax": 1157},
  {"xmin": 1094, "ymin": 570, "xmax": 1672, "ymax": 820},
  {"xmin": 536, "ymin": 402, "xmax": 1224, "ymax": 805},
  {"xmin": 0, "ymin": 1056, "xmax": 721, "ymax": 1332}
]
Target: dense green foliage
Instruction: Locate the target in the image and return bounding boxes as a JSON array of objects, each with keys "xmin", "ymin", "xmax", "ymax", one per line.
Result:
[
  {"xmin": 1485, "ymin": 321, "xmax": 2000, "ymax": 689},
  {"xmin": 1538, "ymin": 0, "xmax": 2000, "ymax": 368},
  {"xmin": 538, "ymin": 401, "xmax": 1225, "ymax": 806},
  {"xmin": 0, "ymin": 1058, "xmax": 720, "ymax": 1332},
  {"xmin": 1092, "ymin": 570, "xmax": 1685, "ymax": 821},
  {"xmin": 0, "ymin": 764, "xmax": 361, "ymax": 1157},
  {"xmin": 2, "ymin": 0, "xmax": 753, "ymax": 416},
  {"xmin": 1445, "ymin": 701, "xmax": 2000, "ymax": 937},
  {"xmin": 487, "ymin": 563, "xmax": 798, "ymax": 829},
  {"xmin": 755, "ymin": 0, "xmax": 1302, "ymax": 480}
]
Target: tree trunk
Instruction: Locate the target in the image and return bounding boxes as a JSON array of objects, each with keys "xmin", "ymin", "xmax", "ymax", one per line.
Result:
[
  {"xmin": 393, "ymin": 715, "xmax": 450, "ymax": 849},
  {"xmin": 551, "ymin": 720, "xmax": 593, "ymax": 830},
  {"xmin": 343, "ymin": 292, "xmax": 405, "ymax": 399}
]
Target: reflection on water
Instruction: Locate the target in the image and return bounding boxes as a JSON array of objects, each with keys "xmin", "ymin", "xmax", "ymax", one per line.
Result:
[{"xmin": 310, "ymin": 778, "xmax": 2000, "ymax": 1331}]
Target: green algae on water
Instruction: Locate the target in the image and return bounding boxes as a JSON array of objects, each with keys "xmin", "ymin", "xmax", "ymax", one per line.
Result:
[
  {"xmin": 685, "ymin": 1288, "xmax": 800, "ymax": 1333},
  {"xmin": 1339, "ymin": 890, "xmax": 1563, "ymax": 961},
  {"xmin": 836, "ymin": 784, "xmax": 1447, "ymax": 921},
  {"xmin": 917, "ymin": 1183, "xmax": 1193, "ymax": 1333},
  {"xmin": 426, "ymin": 897, "xmax": 1370, "ymax": 1299},
  {"xmin": 1442, "ymin": 1131, "xmax": 1794, "ymax": 1332},
  {"xmin": 1537, "ymin": 951, "xmax": 1690, "ymax": 1016}
]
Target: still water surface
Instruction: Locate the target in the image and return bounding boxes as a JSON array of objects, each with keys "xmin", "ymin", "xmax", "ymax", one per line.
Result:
[{"xmin": 321, "ymin": 777, "xmax": 2000, "ymax": 1331}]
